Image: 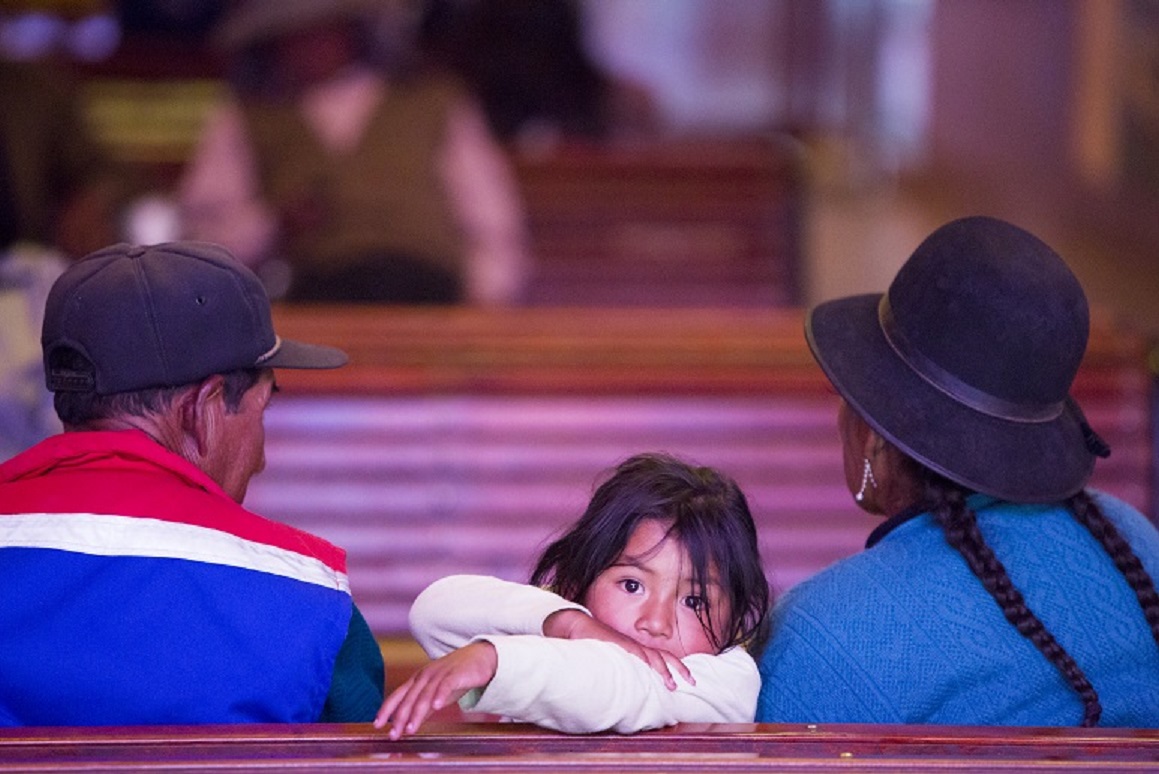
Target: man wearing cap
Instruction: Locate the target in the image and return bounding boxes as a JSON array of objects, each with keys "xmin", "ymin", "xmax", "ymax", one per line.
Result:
[{"xmin": 0, "ymin": 241, "xmax": 384, "ymax": 725}]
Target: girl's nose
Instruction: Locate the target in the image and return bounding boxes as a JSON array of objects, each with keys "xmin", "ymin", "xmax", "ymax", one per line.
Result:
[{"xmin": 635, "ymin": 597, "xmax": 674, "ymax": 639}]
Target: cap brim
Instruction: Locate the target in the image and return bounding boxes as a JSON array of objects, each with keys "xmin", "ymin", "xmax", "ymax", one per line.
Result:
[
  {"xmin": 806, "ymin": 294, "xmax": 1094, "ymax": 502},
  {"xmin": 261, "ymin": 338, "xmax": 349, "ymax": 370}
]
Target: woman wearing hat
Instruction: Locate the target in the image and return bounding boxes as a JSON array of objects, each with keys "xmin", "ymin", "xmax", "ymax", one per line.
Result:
[{"xmin": 757, "ymin": 216, "xmax": 1159, "ymax": 727}]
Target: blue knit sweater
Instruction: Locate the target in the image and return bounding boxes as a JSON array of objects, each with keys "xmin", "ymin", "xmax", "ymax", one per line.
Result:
[{"xmin": 756, "ymin": 492, "xmax": 1159, "ymax": 726}]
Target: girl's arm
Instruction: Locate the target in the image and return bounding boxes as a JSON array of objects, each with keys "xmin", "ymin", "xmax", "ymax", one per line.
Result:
[
  {"xmin": 465, "ymin": 636, "xmax": 758, "ymax": 734},
  {"xmin": 409, "ymin": 574, "xmax": 691, "ymax": 687},
  {"xmin": 408, "ymin": 574, "xmax": 587, "ymax": 658},
  {"xmin": 377, "ymin": 636, "xmax": 758, "ymax": 736}
]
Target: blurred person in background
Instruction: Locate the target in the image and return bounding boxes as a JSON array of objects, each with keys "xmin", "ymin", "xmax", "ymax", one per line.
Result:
[
  {"xmin": 179, "ymin": 0, "xmax": 529, "ymax": 304},
  {"xmin": 0, "ymin": 57, "xmax": 124, "ymax": 460}
]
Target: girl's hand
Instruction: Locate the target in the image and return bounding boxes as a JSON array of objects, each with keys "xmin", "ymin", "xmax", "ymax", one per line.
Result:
[
  {"xmin": 373, "ymin": 641, "xmax": 498, "ymax": 739},
  {"xmin": 542, "ymin": 609, "xmax": 694, "ymax": 690}
]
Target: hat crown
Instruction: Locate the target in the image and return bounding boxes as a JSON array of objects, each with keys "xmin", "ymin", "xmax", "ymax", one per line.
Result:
[
  {"xmin": 803, "ymin": 216, "xmax": 1097, "ymax": 502},
  {"xmin": 885, "ymin": 216, "xmax": 1089, "ymax": 417},
  {"xmin": 42, "ymin": 242, "xmax": 278, "ymax": 394}
]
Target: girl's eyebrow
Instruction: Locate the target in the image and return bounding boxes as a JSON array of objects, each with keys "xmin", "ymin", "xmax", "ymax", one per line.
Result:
[
  {"xmin": 610, "ymin": 557, "xmax": 651, "ymax": 571},
  {"xmin": 687, "ymin": 576, "xmax": 724, "ymax": 593}
]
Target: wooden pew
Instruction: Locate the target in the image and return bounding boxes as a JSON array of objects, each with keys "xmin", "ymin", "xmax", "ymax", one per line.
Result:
[
  {"xmin": 2, "ymin": 722, "xmax": 1157, "ymax": 771},
  {"xmin": 256, "ymin": 306, "xmax": 1155, "ymax": 639},
  {"xmin": 513, "ymin": 139, "xmax": 807, "ymax": 307}
]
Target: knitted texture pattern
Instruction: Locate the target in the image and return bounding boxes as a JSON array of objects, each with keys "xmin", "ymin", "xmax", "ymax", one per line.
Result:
[
  {"xmin": 319, "ymin": 605, "xmax": 385, "ymax": 722},
  {"xmin": 756, "ymin": 492, "xmax": 1159, "ymax": 726}
]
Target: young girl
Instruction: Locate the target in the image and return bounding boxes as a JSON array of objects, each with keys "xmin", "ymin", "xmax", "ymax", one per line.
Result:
[{"xmin": 375, "ymin": 452, "xmax": 771, "ymax": 736}]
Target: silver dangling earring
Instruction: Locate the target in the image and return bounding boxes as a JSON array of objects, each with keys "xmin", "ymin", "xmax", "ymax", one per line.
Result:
[{"xmin": 854, "ymin": 457, "xmax": 877, "ymax": 503}]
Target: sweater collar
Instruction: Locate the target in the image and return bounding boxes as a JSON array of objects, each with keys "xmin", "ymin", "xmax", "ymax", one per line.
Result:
[{"xmin": 866, "ymin": 493, "xmax": 999, "ymax": 548}]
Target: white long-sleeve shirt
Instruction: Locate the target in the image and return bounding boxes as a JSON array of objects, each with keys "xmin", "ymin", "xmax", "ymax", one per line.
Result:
[{"xmin": 408, "ymin": 574, "xmax": 759, "ymax": 734}]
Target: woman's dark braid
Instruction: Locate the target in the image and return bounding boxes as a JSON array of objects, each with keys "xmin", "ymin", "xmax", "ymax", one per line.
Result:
[
  {"xmin": 926, "ymin": 477, "xmax": 1102, "ymax": 727},
  {"xmin": 1068, "ymin": 491, "xmax": 1159, "ymax": 644}
]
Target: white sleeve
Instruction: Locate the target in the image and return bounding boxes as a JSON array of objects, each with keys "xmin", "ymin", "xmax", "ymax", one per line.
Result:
[
  {"xmin": 466, "ymin": 638, "xmax": 758, "ymax": 734},
  {"xmin": 177, "ymin": 98, "xmax": 277, "ymax": 267},
  {"xmin": 408, "ymin": 575, "xmax": 587, "ymax": 659}
]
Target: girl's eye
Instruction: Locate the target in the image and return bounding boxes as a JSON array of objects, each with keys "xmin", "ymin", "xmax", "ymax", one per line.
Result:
[
  {"xmin": 620, "ymin": 579, "xmax": 642, "ymax": 594},
  {"xmin": 682, "ymin": 595, "xmax": 705, "ymax": 611}
]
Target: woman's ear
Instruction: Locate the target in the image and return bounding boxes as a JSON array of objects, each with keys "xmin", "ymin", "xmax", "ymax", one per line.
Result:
[{"xmin": 855, "ymin": 417, "xmax": 881, "ymax": 462}]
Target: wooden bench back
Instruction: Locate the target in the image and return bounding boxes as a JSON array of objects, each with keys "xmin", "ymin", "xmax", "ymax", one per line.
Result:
[
  {"xmin": 513, "ymin": 138, "xmax": 807, "ymax": 307},
  {"xmin": 258, "ymin": 306, "xmax": 1154, "ymax": 635}
]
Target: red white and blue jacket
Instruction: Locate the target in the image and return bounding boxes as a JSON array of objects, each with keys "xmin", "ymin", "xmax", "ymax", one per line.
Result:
[{"xmin": 0, "ymin": 430, "xmax": 352, "ymax": 726}]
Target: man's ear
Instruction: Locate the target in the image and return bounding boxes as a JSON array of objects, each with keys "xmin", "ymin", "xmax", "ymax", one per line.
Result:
[{"xmin": 180, "ymin": 375, "xmax": 226, "ymax": 458}]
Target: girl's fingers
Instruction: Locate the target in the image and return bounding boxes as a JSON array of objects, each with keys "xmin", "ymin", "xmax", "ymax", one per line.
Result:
[
  {"xmin": 663, "ymin": 652, "xmax": 695, "ymax": 686},
  {"xmin": 378, "ymin": 670, "xmax": 436, "ymax": 739},
  {"xmin": 634, "ymin": 645, "xmax": 694, "ymax": 690},
  {"xmin": 382, "ymin": 659, "xmax": 477, "ymax": 739},
  {"xmin": 645, "ymin": 649, "xmax": 677, "ymax": 690},
  {"xmin": 374, "ymin": 676, "xmax": 416, "ymax": 728},
  {"xmin": 379, "ymin": 641, "xmax": 497, "ymax": 738},
  {"xmin": 384, "ymin": 681, "xmax": 424, "ymax": 739},
  {"xmin": 394, "ymin": 692, "xmax": 431, "ymax": 739},
  {"xmin": 400, "ymin": 669, "xmax": 453, "ymax": 738}
]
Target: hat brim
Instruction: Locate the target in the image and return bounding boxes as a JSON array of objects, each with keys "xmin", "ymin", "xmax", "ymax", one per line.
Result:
[
  {"xmin": 806, "ymin": 293, "xmax": 1094, "ymax": 503},
  {"xmin": 261, "ymin": 338, "xmax": 349, "ymax": 370}
]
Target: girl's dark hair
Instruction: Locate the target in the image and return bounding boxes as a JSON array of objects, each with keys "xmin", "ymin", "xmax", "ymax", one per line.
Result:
[
  {"xmin": 530, "ymin": 452, "xmax": 771, "ymax": 654},
  {"xmin": 921, "ymin": 469, "xmax": 1159, "ymax": 727}
]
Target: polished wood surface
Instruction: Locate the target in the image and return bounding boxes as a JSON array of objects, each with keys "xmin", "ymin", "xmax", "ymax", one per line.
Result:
[{"xmin": 2, "ymin": 722, "xmax": 1156, "ymax": 771}]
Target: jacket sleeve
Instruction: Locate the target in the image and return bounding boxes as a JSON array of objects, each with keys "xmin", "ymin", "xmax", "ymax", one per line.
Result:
[
  {"xmin": 319, "ymin": 603, "xmax": 386, "ymax": 722},
  {"xmin": 408, "ymin": 574, "xmax": 587, "ymax": 658},
  {"xmin": 464, "ymin": 637, "xmax": 758, "ymax": 733}
]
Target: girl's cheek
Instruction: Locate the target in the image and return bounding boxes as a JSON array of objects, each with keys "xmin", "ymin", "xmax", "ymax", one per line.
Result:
[{"xmin": 676, "ymin": 613, "xmax": 716, "ymax": 655}]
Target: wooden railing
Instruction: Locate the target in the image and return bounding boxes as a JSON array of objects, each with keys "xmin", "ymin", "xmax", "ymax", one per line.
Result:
[
  {"xmin": 255, "ymin": 306, "xmax": 1155, "ymax": 637},
  {"xmin": 2, "ymin": 722, "xmax": 1156, "ymax": 771},
  {"xmin": 512, "ymin": 137, "xmax": 807, "ymax": 307}
]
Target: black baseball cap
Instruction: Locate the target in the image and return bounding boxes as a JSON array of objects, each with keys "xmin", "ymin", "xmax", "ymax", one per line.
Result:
[{"xmin": 43, "ymin": 241, "xmax": 347, "ymax": 394}]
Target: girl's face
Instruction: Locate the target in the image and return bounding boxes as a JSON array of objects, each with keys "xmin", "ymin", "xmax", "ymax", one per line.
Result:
[{"xmin": 581, "ymin": 519, "xmax": 727, "ymax": 658}]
